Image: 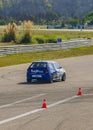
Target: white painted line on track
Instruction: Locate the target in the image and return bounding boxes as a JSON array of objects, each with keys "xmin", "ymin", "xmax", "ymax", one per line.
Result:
[
  {"xmin": 0, "ymin": 95, "xmax": 77, "ymax": 125},
  {"xmin": 83, "ymin": 94, "xmax": 93, "ymax": 96},
  {"xmin": 0, "ymin": 108, "xmax": 43, "ymax": 125},
  {"xmin": 47, "ymin": 95, "xmax": 78, "ymax": 108},
  {"xmin": 0, "ymin": 93, "xmax": 46, "ymax": 109}
]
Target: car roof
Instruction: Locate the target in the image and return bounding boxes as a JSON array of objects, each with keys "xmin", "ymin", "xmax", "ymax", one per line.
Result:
[{"xmin": 32, "ymin": 60, "xmax": 57, "ymax": 64}]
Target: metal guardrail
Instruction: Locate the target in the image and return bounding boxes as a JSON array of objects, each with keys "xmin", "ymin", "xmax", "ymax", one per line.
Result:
[{"xmin": 0, "ymin": 38, "xmax": 92, "ymax": 56}]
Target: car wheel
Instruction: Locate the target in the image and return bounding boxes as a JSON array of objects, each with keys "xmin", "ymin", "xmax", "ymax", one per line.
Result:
[
  {"xmin": 48, "ymin": 76, "xmax": 53, "ymax": 83},
  {"xmin": 27, "ymin": 79, "xmax": 32, "ymax": 83},
  {"xmin": 62, "ymin": 73, "xmax": 66, "ymax": 81},
  {"xmin": 58, "ymin": 75, "xmax": 62, "ymax": 81}
]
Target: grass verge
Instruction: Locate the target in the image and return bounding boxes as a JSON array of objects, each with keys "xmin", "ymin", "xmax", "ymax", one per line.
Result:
[{"xmin": 0, "ymin": 45, "xmax": 93, "ymax": 67}]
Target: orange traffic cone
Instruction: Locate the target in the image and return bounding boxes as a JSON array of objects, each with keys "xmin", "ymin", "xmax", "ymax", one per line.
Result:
[
  {"xmin": 42, "ymin": 99, "xmax": 47, "ymax": 108},
  {"xmin": 77, "ymin": 88, "xmax": 82, "ymax": 96}
]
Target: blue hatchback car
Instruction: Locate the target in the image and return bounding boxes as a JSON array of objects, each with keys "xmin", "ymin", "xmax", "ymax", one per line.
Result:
[{"xmin": 27, "ymin": 60, "xmax": 66, "ymax": 83}]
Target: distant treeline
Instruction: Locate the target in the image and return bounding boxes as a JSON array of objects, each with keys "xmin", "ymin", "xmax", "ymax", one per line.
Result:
[{"xmin": 0, "ymin": 0, "xmax": 93, "ymax": 25}]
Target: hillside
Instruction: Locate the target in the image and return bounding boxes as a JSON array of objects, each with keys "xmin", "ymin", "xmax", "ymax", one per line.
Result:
[{"xmin": 0, "ymin": 0, "xmax": 93, "ymax": 23}]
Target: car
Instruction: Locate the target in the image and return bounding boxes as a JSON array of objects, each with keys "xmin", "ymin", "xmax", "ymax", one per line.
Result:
[{"xmin": 26, "ymin": 60, "xmax": 66, "ymax": 83}]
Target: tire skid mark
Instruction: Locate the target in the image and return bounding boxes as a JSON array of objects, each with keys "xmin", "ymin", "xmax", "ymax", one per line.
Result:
[{"xmin": 0, "ymin": 93, "xmax": 46, "ymax": 109}]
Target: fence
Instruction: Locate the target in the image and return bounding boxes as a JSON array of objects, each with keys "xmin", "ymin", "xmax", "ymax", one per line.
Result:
[{"xmin": 0, "ymin": 38, "xmax": 92, "ymax": 56}]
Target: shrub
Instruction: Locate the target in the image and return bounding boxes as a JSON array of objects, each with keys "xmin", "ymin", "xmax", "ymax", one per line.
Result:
[
  {"xmin": 0, "ymin": 19, "xmax": 7, "ymax": 25},
  {"xmin": 2, "ymin": 22, "xmax": 17, "ymax": 42},
  {"xmin": 20, "ymin": 32, "xmax": 31, "ymax": 43},
  {"xmin": 20, "ymin": 20, "xmax": 33, "ymax": 44},
  {"xmin": 36, "ymin": 37, "xmax": 45, "ymax": 44},
  {"xmin": 46, "ymin": 38, "xmax": 56, "ymax": 43}
]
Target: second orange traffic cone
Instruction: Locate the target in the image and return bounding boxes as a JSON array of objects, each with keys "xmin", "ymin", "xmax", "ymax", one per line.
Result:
[{"xmin": 77, "ymin": 88, "xmax": 82, "ymax": 96}]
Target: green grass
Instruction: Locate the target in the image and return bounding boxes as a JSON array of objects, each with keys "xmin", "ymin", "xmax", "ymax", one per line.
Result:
[
  {"xmin": 0, "ymin": 45, "xmax": 93, "ymax": 67},
  {"xmin": 31, "ymin": 30, "xmax": 93, "ymax": 40}
]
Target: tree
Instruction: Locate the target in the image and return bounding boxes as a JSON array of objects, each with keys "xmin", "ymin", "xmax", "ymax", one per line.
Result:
[
  {"xmin": 68, "ymin": 18, "xmax": 79, "ymax": 28},
  {"xmin": 0, "ymin": 19, "xmax": 7, "ymax": 25},
  {"xmin": 84, "ymin": 11, "xmax": 93, "ymax": 25}
]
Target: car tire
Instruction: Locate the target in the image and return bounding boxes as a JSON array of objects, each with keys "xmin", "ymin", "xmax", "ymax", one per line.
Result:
[
  {"xmin": 62, "ymin": 73, "xmax": 66, "ymax": 81},
  {"xmin": 58, "ymin": 75, "xmax": 62, "ymax": 81},
  {"xmin": 48, "ymin": 76, "xmax": 53, "ymax": 83},
  {"xmin": 27, "ymin": 79, "xmax": 32, "ymax": 83}
]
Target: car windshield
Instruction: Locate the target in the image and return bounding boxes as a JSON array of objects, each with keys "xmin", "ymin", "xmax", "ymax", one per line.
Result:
[{"xmin": 30, "ymin": 62, "xmax": 47, "ymax": 68}]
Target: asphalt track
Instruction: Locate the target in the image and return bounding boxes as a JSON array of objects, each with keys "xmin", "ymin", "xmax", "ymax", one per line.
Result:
[{"xmin": 0, "ymin": 55, "xmax": 93, "ymax": 130}]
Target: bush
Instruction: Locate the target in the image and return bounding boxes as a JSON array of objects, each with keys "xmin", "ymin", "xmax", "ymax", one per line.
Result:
[
  {"xmin": 20, "ymin": 32, "xmax": 31, "ymax": 43},
  {"xmin": 36, "ymin": 37, "xmax": 45, "ymax": 44},
  {"xmin": 2, "ymin": 23, "xmax": 17, "ymax": 42},
  {"xmin": 19, "ymin": 20, "xmax": 33, "ymax": 44},
  {"xmin": 46, "ymin": 38, "xmax": 56, "ymax": 43},
  {"xmin": 0, "ymin": 19, "xmax": 7, "ymax": 25},
  {"xmin": 34, "ymin": 35, "xmax": 57, "ymax": 44}
]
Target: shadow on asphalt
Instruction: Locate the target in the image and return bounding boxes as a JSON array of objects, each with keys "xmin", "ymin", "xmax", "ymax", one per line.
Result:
[{"xmin": 18, "ymin": 80, "xmax": 50, "ymax": 85}]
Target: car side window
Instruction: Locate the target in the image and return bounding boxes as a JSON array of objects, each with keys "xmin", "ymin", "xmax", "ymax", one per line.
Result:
[
  {"xmin": 54, "ymin": 62, "xmax": 60, "ymax": 69},
  {"xmin": 48, "ymin": 63, "xmax": 55, "ymax": 70}
]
